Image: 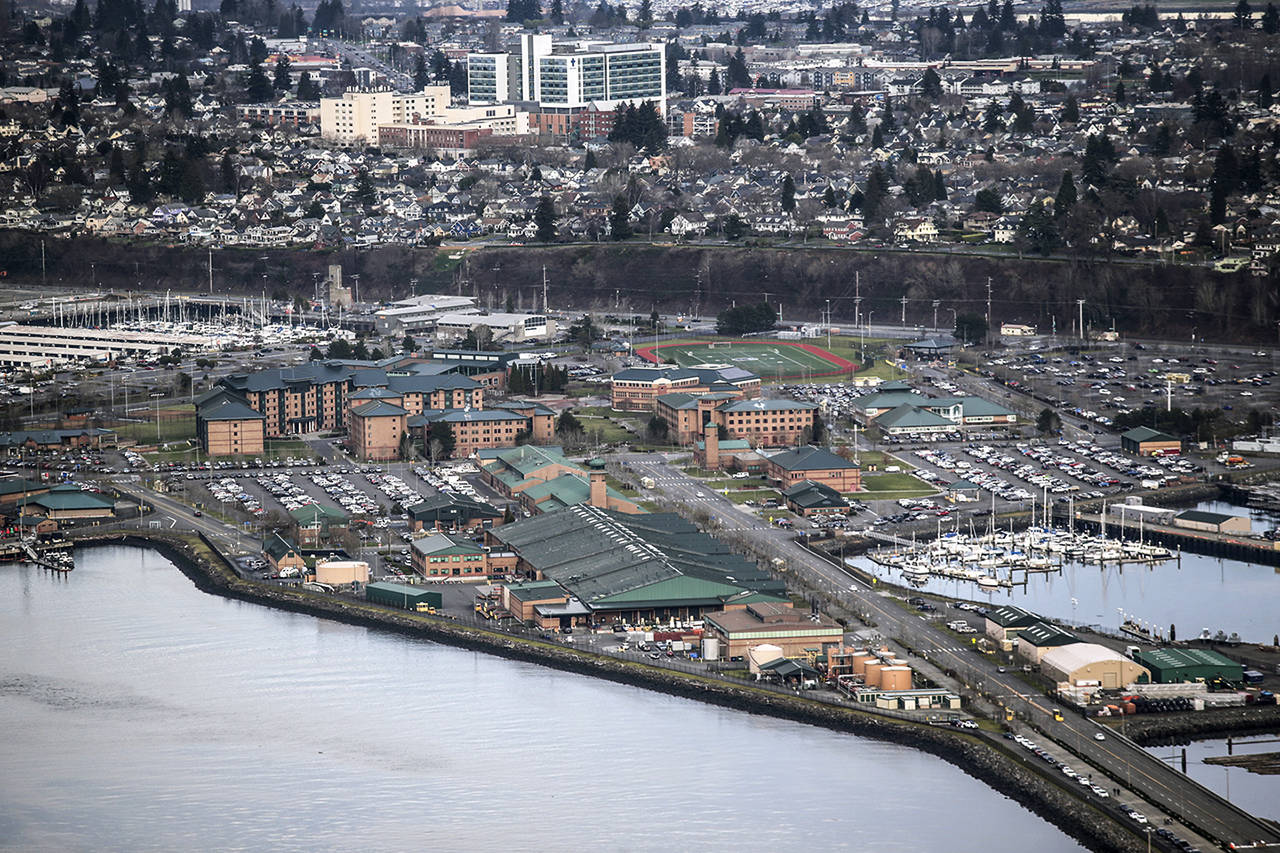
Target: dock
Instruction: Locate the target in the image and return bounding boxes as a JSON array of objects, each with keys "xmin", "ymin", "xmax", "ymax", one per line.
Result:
[
  {"xmin": 1074, "ymin": 513, "xmax": 1280, "ymax": 566},
  {"xmin": 0, "ymin": 539, "xmax": 75, "ymax": 572}
]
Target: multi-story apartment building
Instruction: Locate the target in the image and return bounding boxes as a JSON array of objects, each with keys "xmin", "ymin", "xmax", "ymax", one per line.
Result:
[
  {"xmin": 219, "ymin": 362, "xmax": 483, "ymax": 437},
  {"xmin": 714, "ymin": 399, "xmax": 817, "ymax": 447},
  {"xmin": 610, "ymin": 365, "xmax": 760, "ymax": 412}
]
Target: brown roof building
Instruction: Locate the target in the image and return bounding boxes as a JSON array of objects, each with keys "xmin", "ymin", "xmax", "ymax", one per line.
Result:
[{"xmin": 702, "ymin": 601, "xmax": 844, "ymax": 660}]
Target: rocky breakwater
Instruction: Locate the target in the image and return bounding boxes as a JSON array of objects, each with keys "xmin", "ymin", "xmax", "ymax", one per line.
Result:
[{"xmin": 78, "ymin": 530, "xmax": 1147, "ymax": 853}]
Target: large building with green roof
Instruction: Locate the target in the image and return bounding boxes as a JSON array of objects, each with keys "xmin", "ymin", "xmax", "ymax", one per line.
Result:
[
  {"xmin": 1132, "ymin": 648, "xmax": 1244, "ymax": 684},
  {"xmin": 477, "ymin": 445, "xmax": 642, "ymax": 516},
  {"xmin": 486, "ymin": 504, "xmax": 787, "ymax": 626}
]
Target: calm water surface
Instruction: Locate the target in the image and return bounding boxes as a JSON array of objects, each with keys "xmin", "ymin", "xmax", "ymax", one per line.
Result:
[
  {"xmin": 1144, "ymin": 733, "xmax": 1280, "ymax": 821},
  {"xmin": 0, "ymin": 546, "xmax": 1084, "ymax": 853}
]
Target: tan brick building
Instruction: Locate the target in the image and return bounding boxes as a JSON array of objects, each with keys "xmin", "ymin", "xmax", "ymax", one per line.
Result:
[
  {"xmin": 764, "ymin": 445, "xmax": 861, "ymax": 492},
  {"xmin": 348, "ymin": 400, "xmax": 408, "ymax": 461},
  {"xmin": 610, "ymin": 365, "xmax": 760, "ymax": 412},
  {"xmin": 714, "ymin": 399, "xmax": 817, "ymax": 448},
  {"xmin": 195, "ymin": 393, "xmax": 266, "ymax": 457}
]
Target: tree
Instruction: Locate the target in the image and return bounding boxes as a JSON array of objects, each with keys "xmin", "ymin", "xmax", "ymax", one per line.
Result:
[
  {"xmin": 716, "ymin": 302, "xmax": 777, "ymax": 335},
  {"xmin": 810, "ymin": 411, "xmax": 825, "ymax": 444},
  {"xmin": 920, "ymin": 67, "xmax": 943, "ymax": 100},
  {"xmin": 727, "ymin": 48, "xmax": 751, "ymax": 88},
  {"xmin": 1041, "ymin": 0, "xmax": 1066, "ymax": 38},
  {"xmin": 326, "ymin": 338, "xmax": 354, "ymax": 359},
  {"xmin": 1036, "ymin": 407, "xmax": 1062, "ymax": 434},
  {"xmin": 550, "ymin": 0, "xmax": 564, "ymax": 23},
  {"xmin": 646, "ymin": 415, "xmax": 669, "ymax": 441},
  {"xmin": 273, "ymin": 56, "xmax": 292, "ymax": 92},
  {"xmin": 1054, "ymin": 170, "xmax": 1076, "ymax": 218},
  {"xmin": 354, "ymin": 169, "xmax": 377, "ymax": 211},
  {"xmin": 296, "ymin": 72, "xmax": 320, "ymax": 101},
  {"xmin": 534, "ymin": 195, "xmax": 557, "ymax": 242},
  {"xmin": 402, "ymin": 335, "xmax": 417, "ymax": 352},
  {"xmin": 568, "ymin": 315, "xmax": 600, "ymax": 350},
  {"xmin": 245, "ymin": 60, "xmax": 273, "ymax": 102},
  {"xmin": 584, "ymin": 149, "xmax": 598, "ymax": 170},
  {"xmin": 556, "ymin": 411, "xmax": 583, "ymax": 437},
  {"xmin": 722, "ymin": 213, "xmax": 746, "ymax": 240},
  {"xmin": 974, "ymin": 188, "xmax": 1003, "ymax": 213},
  {"xmin": 983, "ymin": 100, "xmax": 1003, "ymax": 132},
  {"xmin": 1235, "ymin": 0, "xmax": 1253, "ymax": 28},
  {"xmin": 781, "ymin": 174, "xmax": 796, "ymax": 214},
  {"xmin": 1017, "ymin": 203, "xmax": 1060, "ymax": 255},
  {"xmin": 954, "ymin": 312, "xmax": 987, "ymax": 345},
  {"xmin": 609, "ymin": 195, "xmax": 632, "ymax": 240},
  {"xmin": 429, "ymin": 420, "xmax": 455, "ymax": 461},
  {"xmin": 1113, "ymin": 80, "xmax": 1126, "ymax": 104},
  {"xmin": 1264, "ymin": 2, "xmax": 1280, "ymax": 32},
  {"xmin": 638, "ymin": 0, "xmax": 653, "ymax": 27},
  {"xmin": 1061, "ymin": 94, "xmax": 1079, "ymax": 123}
]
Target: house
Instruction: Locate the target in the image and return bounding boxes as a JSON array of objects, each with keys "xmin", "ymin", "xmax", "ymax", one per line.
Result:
[
  {"xmin": 289, "ymin": 503, "xmax": 349, "ymax": 547},
  {"xmin": 893, "ymin": 217, "xmax": 938, "ymax": 243},
  {"xmin": 264, "ymin": 533, "xmax": 306, "ymax": 573}
]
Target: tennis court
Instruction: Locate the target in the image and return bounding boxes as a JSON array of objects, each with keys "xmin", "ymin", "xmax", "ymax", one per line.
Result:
[{"xmin": 635, "ymin": 340, "xmax": 855, "ymax": 380}]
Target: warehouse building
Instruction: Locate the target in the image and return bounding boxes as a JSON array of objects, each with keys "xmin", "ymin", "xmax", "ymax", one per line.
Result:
[
  {"xmin": 984, "ymin": 605, "xmax": 1040, "ymax": 644},
  {"xmin": 1040, "ymin": 643, "xmax": 1151, "ymax": 689},
  {"xmin": 1015, "ymin": 622, "xmax": 1077, "ymax": 665},
  {"xmin": 1120, "ymin": 426, "xmax": 1181, "ymax": 457},
  {"xmin": 1131, "ymin": 648, "xmax": 1244, "ymax": 684},
  {"xmin": 486, "ymin": 504, "xmax": 787, "ymax": 626},
  {"xmin": 1172, "ymin": 510, "xmax": 1250, "ymax": 535},
  {"xmin": 408, "ymin": 493, "xmax": 504, "ymax": 533},
  {"xmin": 18, "ymin": 484, "xmax": 115, "ymax": 521},
  {"xmin": 366, "ymin": 581, "xmax": 442, "ymax": 611},
  {"xmin": 702, "ymin": 601, "xmax": 844, "ymax": 660}
]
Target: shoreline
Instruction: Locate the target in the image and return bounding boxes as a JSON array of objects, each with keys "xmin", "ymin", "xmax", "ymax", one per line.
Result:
[{"xmin": 69, "ymin": 531, "xmax": 1152, "ymax": 853}]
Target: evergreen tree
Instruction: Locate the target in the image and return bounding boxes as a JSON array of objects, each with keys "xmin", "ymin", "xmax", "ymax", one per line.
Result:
[
  {"xmin": 934, "ymin": 169, "xmax": 947, "ymax": 201},
  {"xmin": 1114, "ymin": 79, "xmax": 1126, "ymax": 104},
  {"xmin": 296, "ymin": 72, "xmax": 320, "ymax": 101},
  {"xmin": 975, "ymin": 187, "xmax": 1003, "ymax": 213},
  {"xmin": 781, "ymin": 174, "xmax": 796, "ymax": 213},
  {"xmin": 983, "ymin": 100, "xmax": 1003, "ymax": 132},
  {"xmin": 822, "ymin": 185, "xmax": 836, "ymax": 207},
  {"xmin": 1041, "ymin": 0, "xmax": 1066, "ymax": 38},
  {"xmin": 1054, "ymin": 170, "xmax": 1077, "ymax": 217},
  {"xmin": 638, "ymin": 0, "xmax": 652, "ymax": 27},
  {"xmin": 354, "ymin": 169, "xmax": 377, "ymax": 211},
  {"xmin": 610, "ymin": 195, "xmax": 632, "ymax": 239},
  {"xmin": 584, "ymin": 149, "xmax": 597, "ymax": 169},
  {"xmin": 1263, "ymin": 1, "xmax": 1280, "ymax": 32},
  {"xmin": 1259, "ymin": 73, "xmax": 1273, "ymax": 110},
  {"xmin": 862, "ymin": 163, "xmax": 889, "ymax": 223},
  {"xmin": 1061, "ymin": 93, "xmax": 1079, "ymax": 123},
  {"xmin": 245, "ymin": 60, "xmax": 273, "ymax": 102},
  {"xmin": 534, "ymin": 195, "xmax": 557, "ymax": 242},
  {"xmin": 921, "ymin": 67, "xmax": 943, "ymax": 99},
  {"xmin": 550, "ymin": 0, "xmax": 564, "ymax": 23},
  {"xmin": 273, "ymin": 56, "xmax": 292, "ymax": 91},
  {"xmin": 1235, "ymin": 0, "xmax": 1253, "ymax": 28},
  {"xmin": 1018, "ymin": 203, "xmax": 1060, "ymax": 255}
]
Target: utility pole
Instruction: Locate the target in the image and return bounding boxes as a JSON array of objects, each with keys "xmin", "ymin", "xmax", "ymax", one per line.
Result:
[
  {"xmin": 541, "ymin": 264, "xmax": 549, "ymax": 314},
  {"xmin": 932, "ymin": 299, "xmax": 940, "ymax": 332},
  {"xmin": 207, "ymin": 247, "xmax": 213, "ymax": 294},
  {"xmin": 900, "ymin": 295, "xmax": 908, "ymax": 327},
  {"xmin": 985, "ymin": 277, "xmax": 993, "ymax": 346},
  {"xmin": 825, "ymin": 299, "xmax": 832, "ymax": 350},
  {"xmin": 41, "ymin": 239, "xmax": 46, "ymax": 288},
  {"xmin": 1077, "ymin": 298, "xmax": 1086, "ymax": 343},
  {"xmin": 853, "ymin": 271, "xmax": 862, "ymax": 327}
]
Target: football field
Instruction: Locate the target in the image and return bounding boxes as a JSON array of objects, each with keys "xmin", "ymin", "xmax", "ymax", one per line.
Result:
[{"xmin": 635, "ymin": 340, "xmax": 855, "ymax": 380}]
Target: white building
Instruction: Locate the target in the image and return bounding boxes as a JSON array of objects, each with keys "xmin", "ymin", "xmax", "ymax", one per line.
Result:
[
  {"xmin": 468, "ymin": 36, "xmax": 665, "ymax": 114},
  {"xmin": 320, "ymin": 86, "xmax": 451, "ymax": 146},
  {"xmin": 434, "ymin": 312, "xmax": 555, "ymax": 344},
  {"xmin": 374, "ymin": 294, "xmax": 478, "ymax": 336}
]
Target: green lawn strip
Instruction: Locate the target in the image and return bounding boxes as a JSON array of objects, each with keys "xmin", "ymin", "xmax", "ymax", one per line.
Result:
[
  {"xmin": 720, "ymin": 489, "xmax": 782, "ymax": 505},
  {"xmin": 861, "ymin": 472, "xmax": 931, "ymax": 492}
]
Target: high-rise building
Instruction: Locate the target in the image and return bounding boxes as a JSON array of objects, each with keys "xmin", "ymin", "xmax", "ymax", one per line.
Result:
[
  {"xmin": 467, "ymin": 38, "xmax": 665, "ymax": 114},
  {"xmin": 319, "ymin": 86, "xmax": 451, "ymax": 145}
]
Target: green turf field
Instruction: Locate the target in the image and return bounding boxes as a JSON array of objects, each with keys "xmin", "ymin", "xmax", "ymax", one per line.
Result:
[{"xmin": 647, "ymin": 340, "xmax": 851, "ymax": 380}]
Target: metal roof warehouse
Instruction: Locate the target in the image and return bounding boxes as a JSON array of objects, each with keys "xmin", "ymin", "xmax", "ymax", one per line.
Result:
[{"xmin": 486, "ymin": 504, "xmax": 786, "ymax": 625}]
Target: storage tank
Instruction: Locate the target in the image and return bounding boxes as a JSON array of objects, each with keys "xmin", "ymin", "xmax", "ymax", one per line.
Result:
[
  {"xmin": 880, "ymin": 666, "xmax": 913, "ymax": 691},
  {"xmin": 749, "ymin": 644, "xmax": 784, "ymax": 674},
  {"xmin": 852, "ymin": 653, "xmax": 876, "ymax": 676},
  {"xmin": 701, "ymin": 637, "xmax": 720, "ymax": 662},
  {"xmin": 863, "ymin": 661, "xmax": 885, "ymax": 688}
]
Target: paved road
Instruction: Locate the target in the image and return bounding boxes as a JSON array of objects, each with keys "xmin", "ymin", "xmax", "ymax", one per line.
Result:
[{"xmin": 619, "ymin": 453, "xmax": 1280, "ymax": 851}]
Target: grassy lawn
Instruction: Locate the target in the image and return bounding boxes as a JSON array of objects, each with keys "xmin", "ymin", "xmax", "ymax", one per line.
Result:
[
  {"xmin": 855, "ymin": 450, "xmax": 911, "ymax": 471},
  {"xmin": 113, "ymin": 414, "xmax": 196, "ymax": 445},
  {"xmin": 722, "ymin": 489, "xmax": 781, "ymax": 505},
  {"xmin": 575, "ymin": 415, "xmax": 634, "ymax": 444},
  {"xmin": 860, "ymin": 472, "xmax": 937, "ymax": 500}
]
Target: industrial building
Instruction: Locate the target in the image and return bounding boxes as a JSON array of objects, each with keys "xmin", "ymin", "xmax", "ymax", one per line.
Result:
[
  {"xmin": 407, "ymin": 493, "xmax": 503, "ymax": 533},
  {"xmin": 366, "ymin": 581, "xmax": 442, "ymax": 611},
  {"xmin": 1015, "ymin": 622, "xmax": 1077, "ymax": 665},
  {"xmin": 1120, "ymin": 426, "xmax": 1182, "ymax": 457},
  {"xmin": 1131, "ymin": 648, "xmax": 1245, "ymax": 684},
  {"xmin": 485, "ymin": 503, "xmax": 787, "ymax": 627},
  {"xmin": 1040, "ymin": 643, "xmax": 1151, "ymax": 689},
  {"xmin": 373, "ymin": 295, "xmax": 478, "ymax": 336},
  {"xmin": 1172, "ymin": 510, "xmax": 1251, "ymax": 535},
  {"xmin": 433, "ymin": 311, "xmax": 554, "ymax": 345},
  {"xmin": 702, "ymin": 601, "xmax": 843, "ymax": 659},
  {"xmin": 984, "ymin": 605, "xmax": 1040, "ymax": 644}
]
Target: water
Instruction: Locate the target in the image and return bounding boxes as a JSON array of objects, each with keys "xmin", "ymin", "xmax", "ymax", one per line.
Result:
[
  {"xmin": 1144, "ymin": 733, "xmax": 1280, "ymax": 820},
  {"xmin": 853, "ymin": 499, "xmax": 1280, "ymax": 642},
  {"xmin": 0, "ymin": 546, "xmax": 1084, "ymax": 853}
]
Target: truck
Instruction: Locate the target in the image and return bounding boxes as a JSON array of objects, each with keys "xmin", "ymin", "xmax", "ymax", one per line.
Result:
[{"xmin": 640, "ymin": 476, "xmax": 656, "ymax": 489}]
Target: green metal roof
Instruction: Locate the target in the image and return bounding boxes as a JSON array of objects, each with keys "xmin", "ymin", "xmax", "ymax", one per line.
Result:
[
  {"xmin": 1019, "ymin": 622, "xmax": 1076, "ymax": 647},
  {"xmin": 1121, "ymin": 426, "xmax": 1179, "ymax": 443},
  {"xmin": 504, "ymin": 580, "xmax": 566, "ymax": 602},
  {"xmin": 875, "ymin": 404, "xmax": 955, "ymax": 429},
  {"xmin": 1175, "ymin": 510, "xmax": 1239, "ymax": 525},
  {"xmin": 766, "ymin": 445, "xmax": 857, "ymax": 472},
  {"xmin": 289, "ymin": 503, "xmax": 348, "ymax": 524},
  {"xmin": 1134, "ymin": 647, "xmax": 1242, "ymax": 671}
]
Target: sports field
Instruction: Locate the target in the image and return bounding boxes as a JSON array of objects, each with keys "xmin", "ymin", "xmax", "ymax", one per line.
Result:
[{"xmin": 635, "ymin": 340, "xmax": 855, "ymax": 380}]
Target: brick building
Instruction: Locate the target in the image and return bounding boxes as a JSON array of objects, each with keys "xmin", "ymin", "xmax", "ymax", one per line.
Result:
[
  {"xmin": 348, "ymin": 400, "xmax": 408, "ymax": 461},
  {"xmin": 610, "ymin": 365, "xmax": 760, "ymax": 412},
  {"xmin": 763, "ymin": 445, "xmax": 861, "ymax": 492}
]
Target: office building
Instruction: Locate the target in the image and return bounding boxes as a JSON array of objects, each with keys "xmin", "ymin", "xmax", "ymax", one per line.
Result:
[{"xmin": 320, "ymin": 86, "xmax": 451, "ymax": 145}]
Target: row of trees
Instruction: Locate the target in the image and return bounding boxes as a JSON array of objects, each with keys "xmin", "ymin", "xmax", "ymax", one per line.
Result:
[{"xmin": 716, "ymin": 302, "xmax": 777, "ymax": 335}]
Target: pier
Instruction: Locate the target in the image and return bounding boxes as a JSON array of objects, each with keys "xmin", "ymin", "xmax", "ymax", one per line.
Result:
[{"xmin": 1074, "ymin": 513, "xmax": 1280, "ymax": 567}]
